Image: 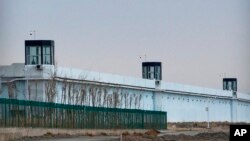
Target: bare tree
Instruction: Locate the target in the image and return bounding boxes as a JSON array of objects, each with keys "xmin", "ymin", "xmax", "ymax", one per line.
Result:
[
  {"xmin": 113, "ymin": 89, "xmax": 120, "ymax": 108},
  {"xmin": 67, "ymin": 82, "xmax": 73, "ymax": 104},
  {"xmin": 97, "ymin": 87, "xmax": 102, "ymax": 107},
  {"xmin": 7, "ymin": 81, "xmax": 16, "ymax": 99},
  {"xmin": 108, "ymin": 94, "xmax": 112, "ymax": 108},
  {"xmin": 80, "ymin": 84, "xmax": 86, "ymax": 105},
  {"xmin": 61, "ymin": 79, "xmax": 68, "ymax": 104},
  {"xmin": 90, "ymin": 86, "xmax": 97, "ymax": 107},
  {"xmin": 45, "ymin": 64, "xmax": 57, "ymax": 102},
  {"xmin": 124, "ymin": 92, "xmax": 129, "ymax": 109},
  {"xmin": 103, "ymin": 88, "xmax": 108, "ymax": 107},
  {"xmin": 138, "ymin": 94, "xmax": 142, "ymax": 109},
  {"xmin": 120, "ymin": 90, "xmax": 124, "ymax": 108},
  {"xmin": 129, "ymin": 94, "xmax": 133, "ymax": 109}
]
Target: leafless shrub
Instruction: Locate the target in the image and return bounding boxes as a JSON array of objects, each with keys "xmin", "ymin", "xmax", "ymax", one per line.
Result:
[
  {"xmin": 129, "ymin": 94, "xmax": 133, "ymax": 108},
  {"xmin": 80, "ymin": 84, "xmax": 86, "ymax": 105},
  {"xmin": 113, "ymin": 90, "xmax": 120, "ymax": 108},
  {"xmin": 7, "ymin": 81, "xmax": 16, "ymax": 99},
  {"xmin": 45, "ymin": 65, "xmax": 57, "ymax": 102},
  {"xmin": 103, "ymin": 88, "xmax": 108, "ymax": 107}
]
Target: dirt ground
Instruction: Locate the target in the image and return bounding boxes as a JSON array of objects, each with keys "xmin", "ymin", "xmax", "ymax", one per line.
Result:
[
  {"xmin": 122, "ymin": 122, "xmax": 230, "ymax": 141},
  {"xmin": 14, "ymin": 130, "xmax": 229, "ymax": 141},
  {"xmin": 1, "ymin": 122, "xmax": 232, "ymax": 141},
  {"xmin": 122, "ymin": 131, "xmax": 229, "ymax": 141}
]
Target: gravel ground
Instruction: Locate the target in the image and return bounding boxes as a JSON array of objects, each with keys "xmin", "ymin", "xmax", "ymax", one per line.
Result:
[
  {"xmin": 9, "ymin": 122, "xmax": 231, "ymax": 141},
  {"xmin": 15, "ymin": 130, "xmax": 229, "ymax": 141},
  {"xmin": 16, "ymin": 136, "xmax": 120, "ymax": 141},
  {"xmin": 123, "ymin": 131, "xmax": 229, "ymax": 141}
]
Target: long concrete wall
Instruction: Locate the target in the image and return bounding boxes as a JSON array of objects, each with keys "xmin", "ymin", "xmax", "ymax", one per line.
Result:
[{"xmin": 0, "ymin": 64, "xmax": 250, "ymax": 123}]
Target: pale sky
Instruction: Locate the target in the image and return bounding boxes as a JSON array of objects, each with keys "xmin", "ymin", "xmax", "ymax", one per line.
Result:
[{"xmin": 0, "ymin": 0, "xmax": 249, "ymax": 93}]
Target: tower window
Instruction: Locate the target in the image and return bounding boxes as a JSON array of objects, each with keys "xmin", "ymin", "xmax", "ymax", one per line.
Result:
[
  {"xmin": 26, "ymin": 46, "xmax": 41, "ymax": 65},
  {"xmin": 25, "ymin": 40, "xmax": 54, "ymax": 65},
  {"xmin": 43, "ymin": 46, "xmax": 51, "ymax": 64},
  {"xmin": 142, "ymin": 62, "xmax": 162, "ymax": 80},
  {"xmin": 223, "ymin": 78, "xmax": 237, "ymax": 92}
]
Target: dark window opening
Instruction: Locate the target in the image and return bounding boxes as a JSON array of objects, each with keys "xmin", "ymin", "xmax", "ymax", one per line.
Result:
[
  {"xmin": 25, "ymin": 40, "xmax": 54, "ymax": 65},
  {"xmin": 223, "ymin": 78, "xmax": 237, "ymax": 92},
  {"xmin": 142, "ymin": 62, "xmax": 162, "ymax": 80}
]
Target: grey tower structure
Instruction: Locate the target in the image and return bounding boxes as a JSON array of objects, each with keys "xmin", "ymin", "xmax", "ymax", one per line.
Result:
[{"xmin": 142, "ymin": 62, "xmax": 162, "ymax": 80}]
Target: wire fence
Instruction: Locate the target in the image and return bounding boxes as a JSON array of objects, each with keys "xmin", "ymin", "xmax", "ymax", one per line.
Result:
[{"xmin": 0, "ymin": 98, "xmax": 167, "ymax": 129}]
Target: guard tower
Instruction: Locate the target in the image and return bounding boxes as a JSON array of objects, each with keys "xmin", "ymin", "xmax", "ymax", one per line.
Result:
[
  {"xmin": 223, "ymin": 78, "xmax": 237, "ymax": 92},
  {"xmin": 25, "ymin": 40, "xmax": 54, "ymax": 65},
  {"xmin": 142, "ymin": 62, "xmax": 162, "ymax": 80}
]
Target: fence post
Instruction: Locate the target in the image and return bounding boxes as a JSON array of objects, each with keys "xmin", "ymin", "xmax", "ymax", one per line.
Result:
[
  {"xmin": 18, "ymin": 102, "xmax": 19, "ymax": 127},
  {"xmin": 7, "ymin": 100, "xmax": 12, "ymax": 126},
  {"xmin": 5, "ymin": 101, "xmax": 7, "ymax": 127},
  {"xmin": 31, "ymin": 104, "xmax": 33, "ymax": 127},
  {"xmin": 141, "ymin": 111, "xmax": 144, "ymax": 129}
]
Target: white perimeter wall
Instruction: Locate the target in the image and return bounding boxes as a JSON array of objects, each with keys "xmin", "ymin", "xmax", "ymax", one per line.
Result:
[
  {"xmin": 0, "ymin": 64, "xmax": 250, "ymax": 123},
  {"xmin": 154, "ymin": 92, "xmax": 232, "ymax": 122}
]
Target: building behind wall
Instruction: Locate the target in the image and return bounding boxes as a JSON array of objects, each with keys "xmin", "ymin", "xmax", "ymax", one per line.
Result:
[{"xmin": 0, "ymin": 40, "xmax": 250, "ymax": 122}]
